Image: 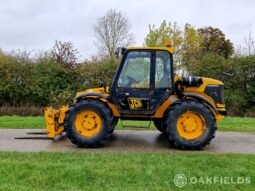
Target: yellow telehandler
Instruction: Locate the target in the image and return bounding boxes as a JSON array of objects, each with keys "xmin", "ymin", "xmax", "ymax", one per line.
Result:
[{"xmin": 45, "ymin": 40, "xmax": 226, "ymax": 149}]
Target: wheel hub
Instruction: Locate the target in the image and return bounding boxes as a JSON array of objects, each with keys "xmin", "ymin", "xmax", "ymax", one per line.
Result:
[
  {"xmin": 83, "ymin": 115, "xmax": 96, "ymax": 130},
  {"xmin": 75, "ymin": 110, "xmax": 102, "ymax": 138},
  {"xmin": 177, "ymin": 112, "xmax": 205, "ymax": 140},
  {"xmin": 183, "ymin": 118, "xmax": 197, "ymax": 132}
]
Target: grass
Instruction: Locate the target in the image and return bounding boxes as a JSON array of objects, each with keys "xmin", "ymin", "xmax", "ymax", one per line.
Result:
[
  {"xmin": 0, "ymin": 151, "xmax": 254, "ymax": 191},
  {"xmin": 0, "ymin": 116, "xmax": 254, "ymax": 132},
  {"xmin": 218, "ymin": 117, "xmax": 255, "ymax": 132},
  {"xmin": 0, "ymin": 116, "xmax": 44, "ymax": 128}
]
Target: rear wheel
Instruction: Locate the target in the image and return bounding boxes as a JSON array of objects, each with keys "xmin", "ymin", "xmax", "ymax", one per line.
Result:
[
  {"xmin": 112, "ymin": 118, "xmax": 119, "ymax": 128},
  {"xmin": 165, "ymin": 100, "xmax": 216, "ymax": 150},
  {"xmin": 64, "ymin": 99, "xmax": 115, "ymax": 148},
  {"xmin": 153, "ymin": 119, "xmax": 166, "ymax": 133}
]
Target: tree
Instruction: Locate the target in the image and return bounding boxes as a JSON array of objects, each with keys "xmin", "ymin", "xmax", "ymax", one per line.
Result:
[
  {"xmin": 144, "ymin": 22, "xmax": 235, "ymax": 75},
  {"xmin": 144, "ymin": 20, "xmax": 183, "ymax": 72},
  {"xmin": 197, "ymin": 27, "xmax": 234, "ymax": 58},
  {"xmin": 93, "ymin": 9, "xmax": 135, "ymax": 59},
  {"xmin": 51, "ymin": 40, "xmax": 78, "ymax": 68},
  {"xmin": 181, "ymin": 24, "xmax": 203, "ymax": 74},
  {"xmin": 191, "ymin": 53, "xmax": 231, "ymax": 81},
  {"xmin": 244, "ymin": 31, "xmax": 255, "ymax": 55},
  {"xmin": 144, "ymin": 21, "xmax": 202, "ymax": 74},
  {"xmin": 144, "ymin": 20, "xmax": 183, "ymax": 48}
]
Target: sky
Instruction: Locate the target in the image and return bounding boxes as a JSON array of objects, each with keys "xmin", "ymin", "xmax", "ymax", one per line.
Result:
[{"xmin": 0, "ymin": 0, "xmax": 254, "ymax": 59}]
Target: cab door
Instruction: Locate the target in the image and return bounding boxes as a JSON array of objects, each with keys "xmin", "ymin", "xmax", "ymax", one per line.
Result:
[
  {"xmin": 151, "ymin": 50, "xmax": 173, "ymax": 111},
  {"xmin": 114, "ymin": 50, "xmax": 152, "ymax": 115}
]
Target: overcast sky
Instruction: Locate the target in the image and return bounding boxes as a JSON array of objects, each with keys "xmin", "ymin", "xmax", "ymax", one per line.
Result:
[{"xmin": 0, "ymin": 0, "xmax": 254, "ymax": 59}]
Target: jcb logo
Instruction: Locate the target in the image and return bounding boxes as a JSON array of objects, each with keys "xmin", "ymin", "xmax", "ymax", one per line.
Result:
[{"xmin": 128, "ymin": 98, "xmax": 142, "ymax": 109}]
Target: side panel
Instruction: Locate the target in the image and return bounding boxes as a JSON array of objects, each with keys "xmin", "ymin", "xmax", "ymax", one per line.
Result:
[{"xmin": 152, "ymin": 95, "xmax": 178, "ymax": 118}]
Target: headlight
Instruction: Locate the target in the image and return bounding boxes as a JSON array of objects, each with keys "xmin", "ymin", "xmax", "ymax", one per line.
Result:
[{"xmin": 204, "ymin": 85, "xmax": 224, "ymax": 104}]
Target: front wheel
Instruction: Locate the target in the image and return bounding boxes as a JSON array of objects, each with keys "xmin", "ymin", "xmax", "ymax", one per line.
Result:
[
  {"xmin": 153, "ymin": 119, "xmax": 166, "ymax": 133},
  {"xmin": 165, "ymin": 100, "xmax": 216, "ymax": 150},
  {"xmin": 64, "ymin": 100, "xmax": 115, "ymax": 148}
]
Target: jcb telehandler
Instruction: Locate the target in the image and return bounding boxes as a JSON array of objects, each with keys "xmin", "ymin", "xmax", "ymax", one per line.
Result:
[{"xmin": 45, "ymin": 40, "xmax": 226, "ymax": 150}]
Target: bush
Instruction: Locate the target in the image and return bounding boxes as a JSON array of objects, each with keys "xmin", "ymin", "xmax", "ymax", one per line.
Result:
[
  {"xmin": 0, "ymin": 51, "xmax": 118, "ymax": 112},
  {"xmin": 226, "ymin": 55, "xmax": 255, "ymax": 116},
  {"xmin": 0, "ymin": 53, "xmax": 77, "ymax": 107},
  {"xmin": 76, "ymin": 59, "xmax": 118, "ymax": 89},
  {"xmin": 0, "ymin": 49, "xmax": 254, "ymax": 117}
]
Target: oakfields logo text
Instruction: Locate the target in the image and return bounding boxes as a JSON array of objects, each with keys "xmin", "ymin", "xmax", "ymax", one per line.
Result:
[{"xmin": 174, "ymin": 174, "xmax": 251, "ymax": 188}]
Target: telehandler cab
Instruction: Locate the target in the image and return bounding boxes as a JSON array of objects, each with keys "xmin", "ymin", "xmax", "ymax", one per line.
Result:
[{"xmin": 45, "ymin": 40, "xmax": 226, "ymax": 150}]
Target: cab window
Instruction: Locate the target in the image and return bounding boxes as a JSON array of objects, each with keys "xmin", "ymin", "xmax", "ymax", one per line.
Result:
[
  {"xmin": 155, "ymin": 51, "xmax": 171, "ymax": 88},
  {"xmin": 117, "ymin": 51, "xmax": 151, "ymax": 88}
]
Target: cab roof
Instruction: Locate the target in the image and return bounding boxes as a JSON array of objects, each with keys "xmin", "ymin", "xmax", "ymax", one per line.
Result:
[{"xmin": 127, "ymin": 46, "xmax": 175, "ymax": 54}]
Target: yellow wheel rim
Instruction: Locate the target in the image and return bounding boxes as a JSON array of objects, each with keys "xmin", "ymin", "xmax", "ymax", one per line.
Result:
[
  {"xmin": 176, "ymin": 112, "xmax": 206, "ymax": 140},
  {"xmin": 75, "ymin": 110, "xmax": 102, "ymax": 138}
]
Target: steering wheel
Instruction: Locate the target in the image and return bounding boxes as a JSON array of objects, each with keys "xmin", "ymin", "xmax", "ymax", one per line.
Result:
[{"xmin": 126, "ymin": 75, "xmax": 139, "ymax": 86}]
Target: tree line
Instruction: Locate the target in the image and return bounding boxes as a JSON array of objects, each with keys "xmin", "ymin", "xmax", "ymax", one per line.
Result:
[{"xmin": 0, "ymin": 9, "xmax": 254, "ymax": 116}]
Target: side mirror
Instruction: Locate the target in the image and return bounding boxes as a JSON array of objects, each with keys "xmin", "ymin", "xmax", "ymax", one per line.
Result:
[
  {"xmin": 98, "ymin": 81, "xmax": 107, "ymax": 92},
  {"xmin": 115, "ymin": 47, "xmax": 126, "ymax": 59},
  {"xmin": 98, "ymin": 81, "xmax": 106, "ymax": 88}
]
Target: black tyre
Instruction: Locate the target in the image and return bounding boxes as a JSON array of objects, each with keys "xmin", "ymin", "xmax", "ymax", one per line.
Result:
[
  {"xmin": 153, "ymin": 119, "xmax": 166, "ymax": 133},
  {"xmin": 165, "ymin": 100, "xmax": 216, "ymax": 150},
  {"xmin": 112, "ymin": 117, "xmax": 119, "ymax": 128},
  {"xmin": 64, "ymin": 99, "xmax": 114, "ymax": 148}
]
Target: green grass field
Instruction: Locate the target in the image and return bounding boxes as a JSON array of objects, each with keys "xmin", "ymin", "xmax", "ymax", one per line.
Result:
[
  {"xmin": 0, "ymin": 152, "xmax": 254, "ymax": 191},
  {"xmin": 0, "ymin": 116, "xmax": 254, "ymax": 132}
]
